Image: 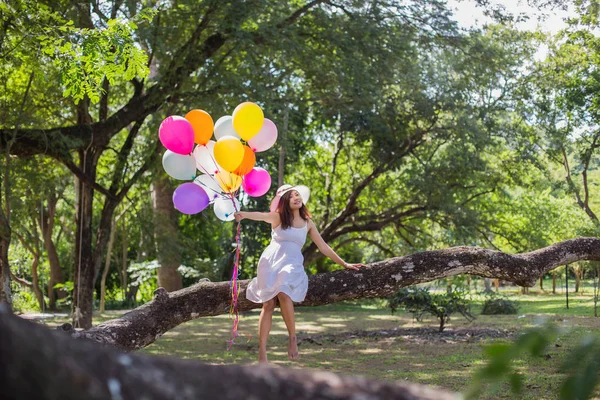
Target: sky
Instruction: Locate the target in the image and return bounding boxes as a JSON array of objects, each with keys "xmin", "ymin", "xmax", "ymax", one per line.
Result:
[{"xmin": 446, "ymin": 0, "xmax": 573, "ymax": 34}]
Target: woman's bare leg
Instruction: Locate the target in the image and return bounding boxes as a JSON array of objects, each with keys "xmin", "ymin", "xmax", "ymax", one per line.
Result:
[
  {"xmin": 277, "ymin": 292, "xmax": 298, "ymax": 360},
  {"xmin": 258, "ymin": 298, "xmax": 276, "ymax": 364}
]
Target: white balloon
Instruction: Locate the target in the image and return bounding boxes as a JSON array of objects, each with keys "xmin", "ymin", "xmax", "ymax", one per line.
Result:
[
  {"xmin": 162, "ymin": 150, "xmax": 196, "ymax": 180},
  {"xmin": 213, "ymin": 196, "xmax": 241, "ymax": 222},
  {"xmin": 214, "ymin": 116, "xmax": 240, "ymax": 140},
  {"xmin": 248, "ymin": 119, "xmax": 278, "ymax": 152},
  {"xmin": 192, "ymin": 141, "xmax": 220, "ymax": 175},
  {"xmin": 193, "ymin": 175, "xmax": 222, "ymax": 202}
]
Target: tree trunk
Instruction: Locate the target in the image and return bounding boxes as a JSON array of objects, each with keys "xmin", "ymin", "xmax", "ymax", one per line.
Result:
[
  {"xmin": 552, "ymin": 270, "xmax": 557, "ymax": 294},
  {"xmin": 539, "ymin": 275, "xmax": 543, "ymax": 291},
  {"xmin": 315, "ymin": 257, "xmax": 328, "ymax": 274},
  {"xmin": 493, "ymin": 279, "xmax": 499, "ymax": 292},
  {"xmin": 73, "ymin": 149, "xmax": 120, "ymax": 329},
  {"xmin": 277, "ymin": 105, "xmax": 288, "ymax": 187},
  {"xmin": 62, "ymin": 238, "xmax": 600, "ymax": 351},
  {"xmin": 595, "ymin": 264, "xmax": 600, "ymax": 318},
  {"xmin": 0, "ymin": 151, "xmax": 12, "ymax": 309},
  {"xmin": 72, "ymin": 149, "xmax": 99, "ymax": 329},
  {"xmin": 121, "ymin": 218, "xmax": 128, "ymax": 300},
  {"xmin": 0, "ymin": 230, "xmax": 10, "ymax": 309},
  {"xmin": 40, "ymin": 192, "xmax": 66, "ymax": 309},
  {"xmin": 151, "ymin": 176, "xmax": 182, "ymax": 292},
  {"xmin": 30, "ymin": 256, "xmax": 46, "ymax": 311},
  {"xmin": 100, "ymin": 218, "xmax": 117, "ymax": 312},
  {"xmin": 0, "ymin": 308, "xmax": 455, "ymax": 400},
  {"xmin": 483, "ymin": 278, "xmax": 492, "ymax": 293},
  {"xmin": 220, "ymin": 222, "xmax": 238, "ymax": 282}
]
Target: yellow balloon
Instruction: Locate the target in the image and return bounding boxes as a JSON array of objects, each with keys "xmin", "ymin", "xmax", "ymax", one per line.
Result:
[
  {"xmin": 214, "ymin": 136, "xmax": 244, "ymax": 172},
  {"xmin": 216, "ymin": 170, "xmax": 242, "ymax": 193},
  {"xmin": 232, "ymin": 102, "xmax": 264, "ymax": 141}
]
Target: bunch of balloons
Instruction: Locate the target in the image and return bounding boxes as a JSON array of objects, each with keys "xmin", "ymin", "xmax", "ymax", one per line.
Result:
[{"xmin": 158, "ymin": 102, "xmax": 277, "ymax": 220}]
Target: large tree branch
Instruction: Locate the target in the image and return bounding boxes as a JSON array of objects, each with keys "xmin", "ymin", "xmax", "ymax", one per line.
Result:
[
  {"xmin": 322, "ymin": 131, "xmax": 344, "ymax": 227},
  {"xmin": 320, "ymin": 163, "xmax": 389, "ymax": 239},
  {"xmin": 61, "ymin": 238, "xmax": 600, "ymax": 351},
  {"xmin": 276, "ymin": 0, "xmax": 328, "ymax": 29},
  {"xmin": 580, "ymin": 131, "xmax": 599, "ymax": 223},
  {"xmin": 304, "ymin": 205, "xmax": 426, "ymax": 262},
  {"xmin": 317, "ymin": 117, "xmax": 437, "ymax": 250},
  {"xmin": 8, "ymin": 271, "xmax": 32, "ymax": 289},
  {"xmin": 0, "ymin": 307, "xmax": 455, "ymax": 400},
  {"xmin": 329, "ymin": 206, "xmax": 428, "ymax": 241},
  {"xmin": 333, "ymin": 236, "xmax": 396, "ymax": 258},
  {"xmin": 63, "ymin": 159, "xmax": 117, "ymax": 200},
  {"xmin": 109, "ymin": 120, "xmax": 144, "ymax": 193},
  {"xmin": 115, "ymin": 139, "xmax": 160, "ymax": 201}
]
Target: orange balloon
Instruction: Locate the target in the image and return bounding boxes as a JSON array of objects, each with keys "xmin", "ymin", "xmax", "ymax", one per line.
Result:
[
  {"xmin": 234, "ymin": 146, "xmax": 256, "ymax": 176},
  {"xmin": 216, "ymin": 170, "xmax": 242, "ymax": 193},
  {"xmin": 185, "ymin": 109, "xmax": 214, "ymax": 145}
]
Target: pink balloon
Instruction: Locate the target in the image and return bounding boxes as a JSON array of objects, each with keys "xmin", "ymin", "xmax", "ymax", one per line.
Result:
[
  {"xmin": 159, "ymin": 116, "xmax": 194, "ymax": 155},
  {"xmin": 248, "ymin": 119, "xmax": 278, "ymax": 152},
  {"xmin": 242, "ymin": 167, "xmax": 271, "ymax": 197}
]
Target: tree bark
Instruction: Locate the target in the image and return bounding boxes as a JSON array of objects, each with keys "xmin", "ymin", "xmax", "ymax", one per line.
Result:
[
  {"xmin": 30, "ymin": 255, "xmax": 45, "ymax": 311},
  {"xmin": 0, "ymin": 219, "xmax": 11, "ymax": 309},
  {"xmin": 40, "ymin": 191, "xmax": 66, "ymax": 309},
  {"xmin": 72, "ymin": 149, "xmax": 101, "ymax": 329},
  {"xmin": 483, "ymin": 278, "xmax": 492, "ymax": 293},
  {"xmin": 572, "ymin": 263, "xmax": 583, "ymax": 293},
  {"xmin": 0, "ymin": 146, "xmax": 12, "ymax": 309},
  {"xmin": 151, "ymin": 176, "xmax": 182, "ymax": 292},
  {"xmin": 100, "ymin": 218, "xmax": 117, "ymax": 312},
  {"xmin": 0, "ymin": 307, "xmax": 456, "ymax": 400},
  {"xmin": 121, "ymin": 218, "xmax": 128, "ymax": 300},
  {"xmin": 62, "ymin": 238, "xmax": 600, "ymax": 351},
  {"xmin": 278, "ymin": 105, "xmax": 288, "ymax": 187},
  {"xmin": 552, "ymin": 270, "xmax": 557, "ymax": 294}
]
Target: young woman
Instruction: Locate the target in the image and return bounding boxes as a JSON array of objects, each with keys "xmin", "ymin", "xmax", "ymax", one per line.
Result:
[{"xmin": 234, "ymin": 185, "xmax": 365, "ymax": 364}]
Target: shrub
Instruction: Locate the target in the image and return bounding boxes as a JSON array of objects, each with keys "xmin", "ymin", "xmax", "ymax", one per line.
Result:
[
  {"xmin": 481, "ymin": 297, "xmax": 519, "ymax": 315},
  {"xmin": 388, "ymin": 286, "xmax": 475, "ymax": 332}
]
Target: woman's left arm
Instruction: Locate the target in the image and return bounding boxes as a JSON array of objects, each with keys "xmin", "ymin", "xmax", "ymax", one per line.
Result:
[{"xmin": 307, "ymin": 220, "xmax": 366, "ymax": 271}]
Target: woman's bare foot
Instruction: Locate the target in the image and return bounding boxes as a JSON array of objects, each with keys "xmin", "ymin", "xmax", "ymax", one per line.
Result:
[
  {"xmin": 258, "ymin": 347, "xmax": 268, "ymax": 364},
  {"xmin": 288, "ymin": 336, "xmax": 299, "ymax": 360}
]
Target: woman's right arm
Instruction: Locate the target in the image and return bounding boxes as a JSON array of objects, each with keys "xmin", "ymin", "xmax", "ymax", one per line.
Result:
[{"xmin": 234, "ymin": 211, "xmax": 278, "ymax": 224}]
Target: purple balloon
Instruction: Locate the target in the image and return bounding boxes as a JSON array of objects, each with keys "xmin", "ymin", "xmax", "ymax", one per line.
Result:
[
  {"xmin": 159, "ymin": 116, "xmax": 194, "ymax": 155},
  {"xmin": 242, "ymin": 167, "xmax": 271, "ymax": 197},
  {"xmin": 173, "ymin": 183, "xmax": 209, "ymax": 214}
]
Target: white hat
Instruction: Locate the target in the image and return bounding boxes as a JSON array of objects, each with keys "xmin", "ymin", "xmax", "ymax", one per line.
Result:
[{"xmin": 269, "ymin": 184, "xmax": 310, "ymax": 211}]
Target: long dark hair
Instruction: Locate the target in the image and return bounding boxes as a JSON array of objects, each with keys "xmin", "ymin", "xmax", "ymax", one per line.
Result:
[{"xmin": 277, "ymin": 190, "xmax": 311, "ymax": 229}]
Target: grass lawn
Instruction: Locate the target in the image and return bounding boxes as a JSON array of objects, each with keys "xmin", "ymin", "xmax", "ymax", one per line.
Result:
[{"xmin": 28, "ymin": 287, "xmax": 600, "ymax": 399}]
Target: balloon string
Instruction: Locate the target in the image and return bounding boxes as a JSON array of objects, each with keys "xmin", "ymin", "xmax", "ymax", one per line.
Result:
[
  {"xmin": 194, "ymin": 147, "xmax": 221, "ymax": 191},
  {"xmin": 194, "ymin": 146, "xmax": 235, "ymax": 202},
  {"xmin": 227, "ymin": 218, "xmax": 243, "ymax": 350},
  {"xmin": 193, "ymin": 146, "xmax": 244, "ymax": 349}
]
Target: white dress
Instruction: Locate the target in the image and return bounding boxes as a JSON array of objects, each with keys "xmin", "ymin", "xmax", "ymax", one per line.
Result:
[{"xmin": 245, "ymin": 220, "xmax": 309, "ymax": 303}]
